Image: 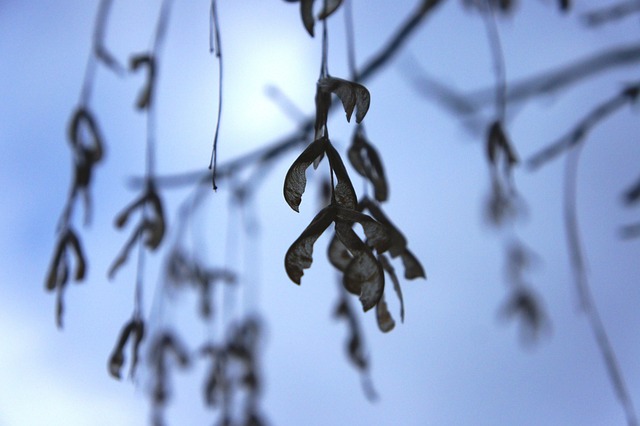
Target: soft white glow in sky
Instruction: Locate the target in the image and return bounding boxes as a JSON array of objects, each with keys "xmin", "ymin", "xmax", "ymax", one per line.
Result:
[{"xmin": 1, "ymin": 1, "xmax": 639, "ymax": 426}]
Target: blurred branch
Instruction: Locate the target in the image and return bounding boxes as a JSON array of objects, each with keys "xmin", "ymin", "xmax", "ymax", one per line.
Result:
[
  {"xmin": 563, "ymin": 146, "xmax": 639, "ymax": 426},
  {"xmin": 404, "ymin": 42, "xmax": 640, "ymax": 116},
  {"xmin": 527, "ymin": 84, "xmax": 638, "ymax": 170},
  {"xmin": 582, "ymin": 1, "xmax": 640, "ymax": 27},
  {"xmin": 358, "ymin": 0, "xmax": 445, "ymax": 82},
  {"xmin": 134, "ymin": 0, "xmax": 446, "ymax": 189}
]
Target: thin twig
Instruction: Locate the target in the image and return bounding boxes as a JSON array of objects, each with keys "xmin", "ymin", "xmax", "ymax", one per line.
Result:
[
  {"xmin": 320, "ymin": 17, "xmax": 329, "ymax": 78},
  {"xmin": 94, "ymin": 0, "xmax": 124, "ymax": 75},
  {"xmin": 564, "ymin": 146, "xmax": 638, "ymax": 426},
  {"xmin": 527, "ymin": 85, "xmax": 638, "ymax": 170},
  {"xmin": 80, "ymin": 0, "xmax": 108, "ymax": 105},
  {"xmin": 209, "ymin": 0, "xmax": 223, "ymax": 191},
  {"xmin": 481, "ymin": 1, "xmax": 507, "ymax": 121},
  {"xmin": 134, "ymin": 0, "xmax": 445, "ymax": 190},
  {"xmin": 583, "ymin": 1, "xmax": 640, "ymax": 27},
  {"xmin": 359, "ymin": 0, "xmax": 445, "ymax": 83},
  {"xmin": 344, "ymin": 0, "xmax": 358, "ymax": 81},
  {"xmin": 133, "ymin": 0, "xmax": 173, "ymax": 316}
]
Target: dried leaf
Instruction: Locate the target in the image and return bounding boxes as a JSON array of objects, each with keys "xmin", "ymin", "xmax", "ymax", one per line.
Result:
[
  {"xmin": 45, "ymin": 229, "xmax": 86, "ymax": 291},
  {"xmin": 486, "ymin": 120, "xmax": 518, "ymax": 168},
  {"xmin": 335, "ymin": 206, "xmax": 390, "ymax": 254},
  {"xmin": 73, "ymin": 156, "xmax": 92, "ymax": 190},
  {"xmin": 333, "ymin": 296, "xmax": 367, "ymax": 370},
  {"xmin": 318, "ymin": 76, "xmax": 370, "ymax": 123},
  {"xmin": 359, "ymin": 197, "xmax": 406, "ymax": 257},
  {"xmin": 485, "ymin": 175, "xmax": 524, "ymax": 226},
  {"xmin": 559, "ymin": 0, "xmax": 569, "ymax": 11},
  {"xmin": 45, "ymin": 234, "xmax": 68, "ymax": 291},
  {"xmin": 285, "ymin": 206, "xmax": 335, "ymax": 283},
  {"xmin": 46, "ymin": 229, "xmax": 88, "ymax": 328},
  {"xmin": 203, "ymin": 349, "xmax": 228, "ymax": 408},
  {"xmin": 318, "ymin": 207, "xmax": 384, "ymax": 310},
  {"xmin": 359, "ymin": 197, "xmax": 425, "ymax": 279},
  {"xmin": 328, "ymin": 233, "xmax": 351, "ymax": 272},
  {"xmin": 148, "ymin": 331, "xmax": 190, "ymax": 413},
  {"xmin": 348, "ymin": 127, "xmax": 388, "ymax": 202},
  {"xmin": 500, "ymin": 288, "xmax": 549, "ymax": 343},
  {"xmin": 284, "ymin": 137, "xmax": 327, "ymax": 212},
  {"xmin": 144, "ymin": 187, "xmax": 165, "ymax": 250},
  {"xmin": 68, "ymin": 108, "xmax": 104, "ymax": 223},
  {"xmin": 68, "ymin": 109, "xmax": 104, "ymax": 222},
  {"xmin": 66, "ymin": 230, "xmax": 87, "ymax": 281},
  {"xmin": 325, "ymin": 142, "xmax": 357, "ymax": 209},
  {"xmin": 375, "ymin": 293, "xmax": 395, "ymax": 332},
  {"xmin": 335, "ymin": 222, "xmax": 384, "ymax": 311},
  {"xmin": 400, "ymin": 249, "xmax": 426, "ymax": 279},
  {"xmin": 301, "ymin": 0, "xmax": 315, "ymax": 36},
  {"xmin": 318, "ymin": 0, "xmax": 343, "ymax": 19},
  {"xmin": 328, "ymin": 235, "xmax": 361, "ymax": 296},
  {"xmin": 159, "ymin": 332, "xmax": 191, "ymax": 368},
  {"xmin": 379, "ymin": 254, "xmax": 405, "ymax": 322},
  {"xmin": 114, "ymin": 195, "xmax": 146, "ymax": 229},
  {"xmin": 68, "ymin": 108, "xmax": 104, "ymax": 163},
  {"xmin": 130, "ymin": 54, "xmax": 155, "ymax": 110},
  {"xmin": 110, "ymin": 186, "xmax": 165, "ymax": 278},
  {"xmin": 143, "ymin": 219, "xmax": 164, "ymax": 250},
  {"xmin": 108, "ymin": 318, "xmax": 145, "ymax": 380}
]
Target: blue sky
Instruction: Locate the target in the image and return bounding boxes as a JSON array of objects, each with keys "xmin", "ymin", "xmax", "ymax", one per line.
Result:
[{"xmin": 1, "ymin": 1, "xmax": 639, "ymax": 425}]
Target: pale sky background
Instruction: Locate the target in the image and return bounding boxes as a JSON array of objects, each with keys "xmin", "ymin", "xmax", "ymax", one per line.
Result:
[{"xmin": 1, "ymin": 1, "xmax": 640, "ymax": 425}]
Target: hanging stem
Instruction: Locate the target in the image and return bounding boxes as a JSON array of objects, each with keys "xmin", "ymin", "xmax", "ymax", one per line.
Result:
[
  {"xmin": 209, "ymin": 0, "xmax": 224, "ymax": 191},
  {"xmin": 344, "ymin": 0, "xmax": 358, "ymax": 81},
  {"xmin": 133, "ymin": 0, "xmax": 173, "ymax": 318},
  {"xmin": 564, "ymin": 146, "xmax": 638, "ymax": 426},
  {"xmin": 481, "ymin": 1, "xmax": 507, "ymax": 121},
  {"xmin": 320, "ymin": 18, "xmax": 329, "ymax": 78}
]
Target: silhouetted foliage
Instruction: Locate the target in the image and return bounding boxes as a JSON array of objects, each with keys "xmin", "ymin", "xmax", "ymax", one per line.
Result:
[{"xmin": 43, "ymin": 1, "xmax": 640, "ymax": 425}]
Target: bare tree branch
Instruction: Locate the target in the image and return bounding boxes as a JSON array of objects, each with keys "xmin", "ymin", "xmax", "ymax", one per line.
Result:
[
  {"xmin": 134, "ymin": 0, "xmax": 446, "ymax": 190},
  {"xmin": 405, "ymin": 42, "xmax": 640, "ymax": 116},
  {"xmin": 527, "ymin": 84, "xmax": 638, "ymax": 170},
  {"xmin": 582, "ymin": 1, "xmax": 640, "ymax": 27}
]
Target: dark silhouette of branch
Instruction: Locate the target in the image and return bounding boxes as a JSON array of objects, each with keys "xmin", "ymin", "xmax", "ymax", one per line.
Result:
[
  {"xmin": 527, "ymin": 84, "xmax": 638, "ymax": 170},
  {"xmin": 405, "ymin": 10, "xmax": 640, "ymax": 422},
  {"xmin": 582, "ymin": 1, "xmax": 640, "ymax": 27},
  {"xmin": 209, "ymin": 0, "xmax": 223, "ymax": 191},
  {"xmin": 499, "ymin": 45, "xmax": 640, "ymax": 108},
  {"xmin": 81, "ymin": 0, "xmax": 122, "ymax": 105},
  {"xmin": 359, "ymin": 0, "xmax": 444, "ymax": 83},
  {"xmin": 133, "ymin": 0, "xmax": 445, "ymax": 190},
  {"xmin": 564, "ymin": 146, "xmax": 639, "ymax": 426},
  {"xmin": 405, "ymin": 43, "xmax": 640, "ymax": 116}
]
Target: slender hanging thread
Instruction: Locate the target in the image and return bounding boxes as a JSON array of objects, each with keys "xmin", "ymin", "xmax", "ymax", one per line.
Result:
[{"xmin": 209, "ymin": 0, "xmax": 223, "ymax": 191}]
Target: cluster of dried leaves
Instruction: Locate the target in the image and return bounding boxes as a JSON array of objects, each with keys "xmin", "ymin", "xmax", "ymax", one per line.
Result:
[
  {"xmin": 43, "ymin": 0, "xmax": 640, "ymax": 424},
  {"xmin": 166, "ymin": 248, "xmax": 237, "ymax": 318},
  {"xmin": 498, "ymin": 242, "xmax": 549, "ymax": 344},
  {"xmin": 45, "ymin": 106, "xmax": 105, "ymax": 327},
  {"xmin": 45, "ymin": 228, "xmax": 87, "ymax": 328},
  {"xmin": 283, "ymin": 1, "xmax": 425, "ymax": 336},
  {"xmin": 484, "ymin": 120, "xmax": 524, "ymax": 226},
  {"xmin": 148, "ymin": 331, "xmax": 191, "ymax": 426},
  {"xmin": 201, "ymin": 318, "xmax": 266, "ymax": 426}
]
